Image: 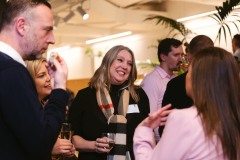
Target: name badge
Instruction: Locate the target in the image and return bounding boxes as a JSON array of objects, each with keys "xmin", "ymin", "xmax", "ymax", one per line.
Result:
[{"xmin": 127, "ymin": 104, "xmax": 140, "ymax": 113}]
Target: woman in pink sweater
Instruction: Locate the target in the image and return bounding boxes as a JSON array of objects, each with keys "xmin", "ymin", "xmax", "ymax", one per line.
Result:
[{"xmin": 134, "ymin": 47, "xmax": 240, "ymax": 160}]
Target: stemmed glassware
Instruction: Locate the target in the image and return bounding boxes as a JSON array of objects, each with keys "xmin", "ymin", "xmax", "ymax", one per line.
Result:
[
  {"xmin": 60, "ymin": 123, "xmax": 72, "ymax": 140},
  {"xmin": 60, "ymin": 106, "xmax": 72, "ymax": 140},
  {"xmin": 56, "ymin": 106, "xmax": 73, "ymax": 160},
  {"xmin": 58, "ymin": 123, "xmax": 72, "ymax": 160},
  {"xmin": 102, "ymin": 132, "xmax": 115, "ymax": 160}
]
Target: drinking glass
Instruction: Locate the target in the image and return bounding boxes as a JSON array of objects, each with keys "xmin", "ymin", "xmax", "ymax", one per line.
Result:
[
  {"xmin": 102, "ymin": 132, "xmax": 115, "ymax": 160},
  {"xmin": 58, "ymin": 123, "xmax": 73, "ymax": 160},
  {"xmin": 181, "ymin": 54, "xmax": 189, "ymax": 71},
  {"xmin": 60, "ymin": 123, "xmax": 72, "ymax": 140},
  {"xmin": 102, "ymin": 132, "xmax": 115, "ymax": 150}
]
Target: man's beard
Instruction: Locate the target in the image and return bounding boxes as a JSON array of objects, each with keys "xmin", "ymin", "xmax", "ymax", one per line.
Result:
[
  {"xmin": 172, "ymin": 63, "xmax": 181, "ymax": 71},
  {"xmin": 26, "ymin": 53, "xmax": 42, "ymax": 60}
]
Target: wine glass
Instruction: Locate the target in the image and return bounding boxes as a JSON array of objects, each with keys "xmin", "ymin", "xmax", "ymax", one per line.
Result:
[
  {"xmin": 58, "ymin": 123, "xmax": 73, "ymax": 160},
  {"xmin": 102, "ymin": 133, "xmax": 115, "ymax": 160},
  {"xmin": 101, "ymin": 133, "xmax": 115, "ymax": 150},
  {"xmin": 60, "ymin": 123, "xmax": 72, "ymax": 140}
]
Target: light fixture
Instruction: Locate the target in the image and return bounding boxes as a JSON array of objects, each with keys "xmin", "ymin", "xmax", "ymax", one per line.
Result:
[
  {"xmin": 177, "ymin": 11, "xmax": 217, "ymax": 22},
  {"xmin": 177, "ymin": 5, "xmax": 240, "ymax": 22},
  {"xmin": 77, "ymin": 6, "xmax": 89, "ymax": 20},
  {"xmin": 63, "ymin": 11, "xmax": 75, "ymax": 22},
  {"xmin": 86, "ymin": 31, "xmax": 132, "ymax": 44}
]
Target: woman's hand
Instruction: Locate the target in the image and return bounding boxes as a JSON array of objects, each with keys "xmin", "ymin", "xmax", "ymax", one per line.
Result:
[
  {"xmin": 95, "ymin": 137, "xmax": 112, "ymax": 153},
  {"xmin": 51, "ymin": 138, "xmax": 76, "ymax": 157},
  {"xmin": 140, "ymin": 104, "xmax": 172, "ymax": 129}
]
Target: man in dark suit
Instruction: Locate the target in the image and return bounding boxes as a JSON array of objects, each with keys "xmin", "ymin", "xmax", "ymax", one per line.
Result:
[
  {"xmin": 159, "ymin": 35, "xmax": 214, "ymax": 136},
  {"xmin": 0, "ymin": 0, "xmax": 69, "ymax": 159}
]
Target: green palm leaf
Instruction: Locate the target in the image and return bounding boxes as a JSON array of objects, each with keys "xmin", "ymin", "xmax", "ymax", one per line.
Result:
[
  {"xmin": 211, "ymin": 0, "xmax": 240, "ymax": 44},
  {"xmin": 231, "ymin": 21, "xmax": 240, "ymax": 32},
  {"xmin": 216, "ymin": 0, "xmax": 240, "ymax": 21},
  {"xmin": 145, "ymin": 15, "xmax": 192, "ymax": 43}
]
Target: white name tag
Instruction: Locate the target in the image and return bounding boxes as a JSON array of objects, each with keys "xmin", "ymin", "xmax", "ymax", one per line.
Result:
[{"xmin": 127, "ymin": 104, "xmax": 140, "ymax": 113}]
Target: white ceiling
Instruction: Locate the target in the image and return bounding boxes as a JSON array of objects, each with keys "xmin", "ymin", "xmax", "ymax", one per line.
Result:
[{"xmin": 49, "ymin": 0, "xmax": 225, "ymax": 47}]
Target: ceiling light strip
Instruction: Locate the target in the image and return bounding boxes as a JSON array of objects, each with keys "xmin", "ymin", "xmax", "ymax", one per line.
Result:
[
  {"xmin": 177, "ymin": 11, "xmax": 217, "ymax": 22},
  {"xmin": 177, "ymin": 5, "xmax": 240, "ymax": 22},
  {"xmin": 86, "ymin": 31, "xmax": 132, "ymax": 44}
]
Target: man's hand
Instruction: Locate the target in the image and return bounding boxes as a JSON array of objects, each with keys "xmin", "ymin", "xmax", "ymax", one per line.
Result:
[{"xmin": 46, "ymin": 55, "xmax": 68, "ymax": 90}]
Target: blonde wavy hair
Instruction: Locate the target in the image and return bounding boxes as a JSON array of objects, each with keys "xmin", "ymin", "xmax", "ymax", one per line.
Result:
[
  {"xmin": 25, "ymin": 57, "xmax": 47, "ymax": 79},
  {"xmin": 89, "ymin": 45, "xmax": 139, "ymax": 102}
]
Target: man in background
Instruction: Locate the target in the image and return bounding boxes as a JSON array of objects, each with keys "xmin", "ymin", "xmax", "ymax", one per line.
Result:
[
  {"xmin": 162, "ymin": 35, "xmax": 214, "ymax": 109},
  {"xmin": 159, "ymin": 35, "xmax": 214, "ymax": 137},
  {"xmin": 232, "ymin": 34, "xmax": 240, "ymax": 62},
  {"xmin": 0, "ymin": 0, "xmax": 69, "ymax": 159},
  {"xmin": 141, "ymin": 38, "xmax": 183, "ymax": 142}
]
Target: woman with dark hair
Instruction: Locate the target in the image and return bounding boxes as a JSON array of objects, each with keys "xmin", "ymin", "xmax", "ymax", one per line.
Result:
[
  {"xmin": 134, "ymin": 47, "xmax": 240, "ymax": 160},
  {"xmin": 69, "ymin": 45, "xmax": 150, "ymax": 160}
]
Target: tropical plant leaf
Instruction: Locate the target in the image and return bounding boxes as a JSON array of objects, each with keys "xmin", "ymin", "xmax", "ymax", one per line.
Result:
[
  {"xmin": 210, "ymin": 13, "xmax": 222, "ymax": 23},
  {"xmin": 231, "ymin": 21, "xmax": 240, "ymax": 32},
  {"xmin": 215, "ymin": 27, "xmax": 222, "ymax": 44},
  {"xmin": 216, "ymin": 0, "xmax": 240, "ymax": 21},
  {"xmin": 211, "ymin": 0, "xmax": 240, "ymax": 45},
  {"xmin": 145, "ymin": 15, "xmax": 192, "ymax": 42},
  {"xmin": 222, "ymin": 24, "xmax": 228, "ymax": 45},
  {"xmin": 224, "ymin": 23, "xmax": 233, "ymax": 40}
]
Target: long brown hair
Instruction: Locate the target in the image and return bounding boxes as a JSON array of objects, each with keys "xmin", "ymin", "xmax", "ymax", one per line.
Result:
[
  {"xmin": 191, "ymin": 47, "xmax": 240, "ymax": 159},
  {"xmin": 89, "ymin": 45, "xmax": 139, "ymax": 102}
]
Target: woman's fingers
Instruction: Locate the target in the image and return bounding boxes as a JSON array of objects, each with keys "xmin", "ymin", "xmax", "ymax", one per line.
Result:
[
  {"xmin": 141, "ymin": 104, "xmax": 172, "ymax": 129},
  {"xmin": 95, "ymin": 138, "xmax": 111, "ymax": 153},
  {"xmin": 161, "ymin": 104, "xmax": 172, "ymax": 112}
]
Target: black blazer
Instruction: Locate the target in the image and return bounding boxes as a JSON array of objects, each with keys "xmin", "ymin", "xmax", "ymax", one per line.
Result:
[
  {"xmin": 159, "ymin": 72, "xmax": 193, "ymax": 137},
  {"xmin": 0, "ymin": 52, "xmax": 68, "ymax": 160},
  {"xmin": 162, "ymin": 72, "xmax": 193, "ymax": 109}
]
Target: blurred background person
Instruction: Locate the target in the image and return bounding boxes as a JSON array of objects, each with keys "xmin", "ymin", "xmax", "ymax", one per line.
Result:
[
  {"xmin": 69, "ymin": 45, "xmax": 150, "ymax": 160},
  {"xmin": 159, "ymin": 35, "xmax": 214, "ymax": 138},
  {"xmin": 25, "ymin": 58, "xmax": 76, "ymax": 159},
  {"xmin": 232, "ymin": 34, "xmax": 240, "ymax": 62},
  {"xmin": 141, "ymin": 38, "xmax": 183, "ymax": 142},
  {"xmin": 162, "ymin": 35, "xmax": 214, "ymax": 109},
  {"xmin": 134, "ymin": 47, "xmax": 240, "ymax": 160}
]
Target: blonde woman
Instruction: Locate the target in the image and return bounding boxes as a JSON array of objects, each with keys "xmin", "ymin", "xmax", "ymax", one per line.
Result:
[
  {"xmin": 69, "ymin": 45, "xmax": 150, "ymax": 160},
  {"xmin": 25, "ymin": 58, "xmax": 76, "ymax": 159}
]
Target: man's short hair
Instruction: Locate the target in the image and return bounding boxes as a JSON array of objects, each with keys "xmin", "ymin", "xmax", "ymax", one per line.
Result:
[
  {"xmin": 233, "ymin": 34, "xmax": 240, "ymax": 48},
  {"xmin": 157, "ymin": 38, "xmax": 182, "ymax": 62},
  {"xmin": 189, "ymin": 35, "xmax": 214, "ymax": 55},
  {"xmin": 0, "ymin": 0, "xmax": 51, "ymax": 31}
]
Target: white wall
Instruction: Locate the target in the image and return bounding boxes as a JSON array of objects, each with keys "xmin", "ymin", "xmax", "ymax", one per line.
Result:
[
  {"xmin": 48, "ymin": 13, "xmax": 239, "ymax": 80},
  {"xmin": 48, "ymin": 30, "xmax": 168, "ymax": 80},
  {"xmin": 90, "ymin": 31, "xmax": 169, "ymax": 76},
  {"xmin": 182, "ymin": 14, "xmax": 239, "ymax": 52},
  {"xmin": 47, "ymin": 46, "xmax": 94, "ymax": 80}
]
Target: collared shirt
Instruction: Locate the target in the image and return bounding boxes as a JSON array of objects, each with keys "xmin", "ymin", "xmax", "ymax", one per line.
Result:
[
  {"xmin": 0, "ymin": 41, "xmax": 26, "ymax": 67},
  {"xmin": 141, "ymin": 66, "xmax": 175, "ymax": 141},
  {"xmin": 141, "ymin": 66, "xmax": 175, "ymax": 113}
]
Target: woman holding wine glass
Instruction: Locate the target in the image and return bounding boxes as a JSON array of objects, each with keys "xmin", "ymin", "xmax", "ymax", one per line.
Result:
[
  {"xmin": 69, "ymin": 45, "xmax": 150, "ymax": 160},
  {"xmin": 25, "ymin": 58, "xmax": 76, "ymax": 159}
]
